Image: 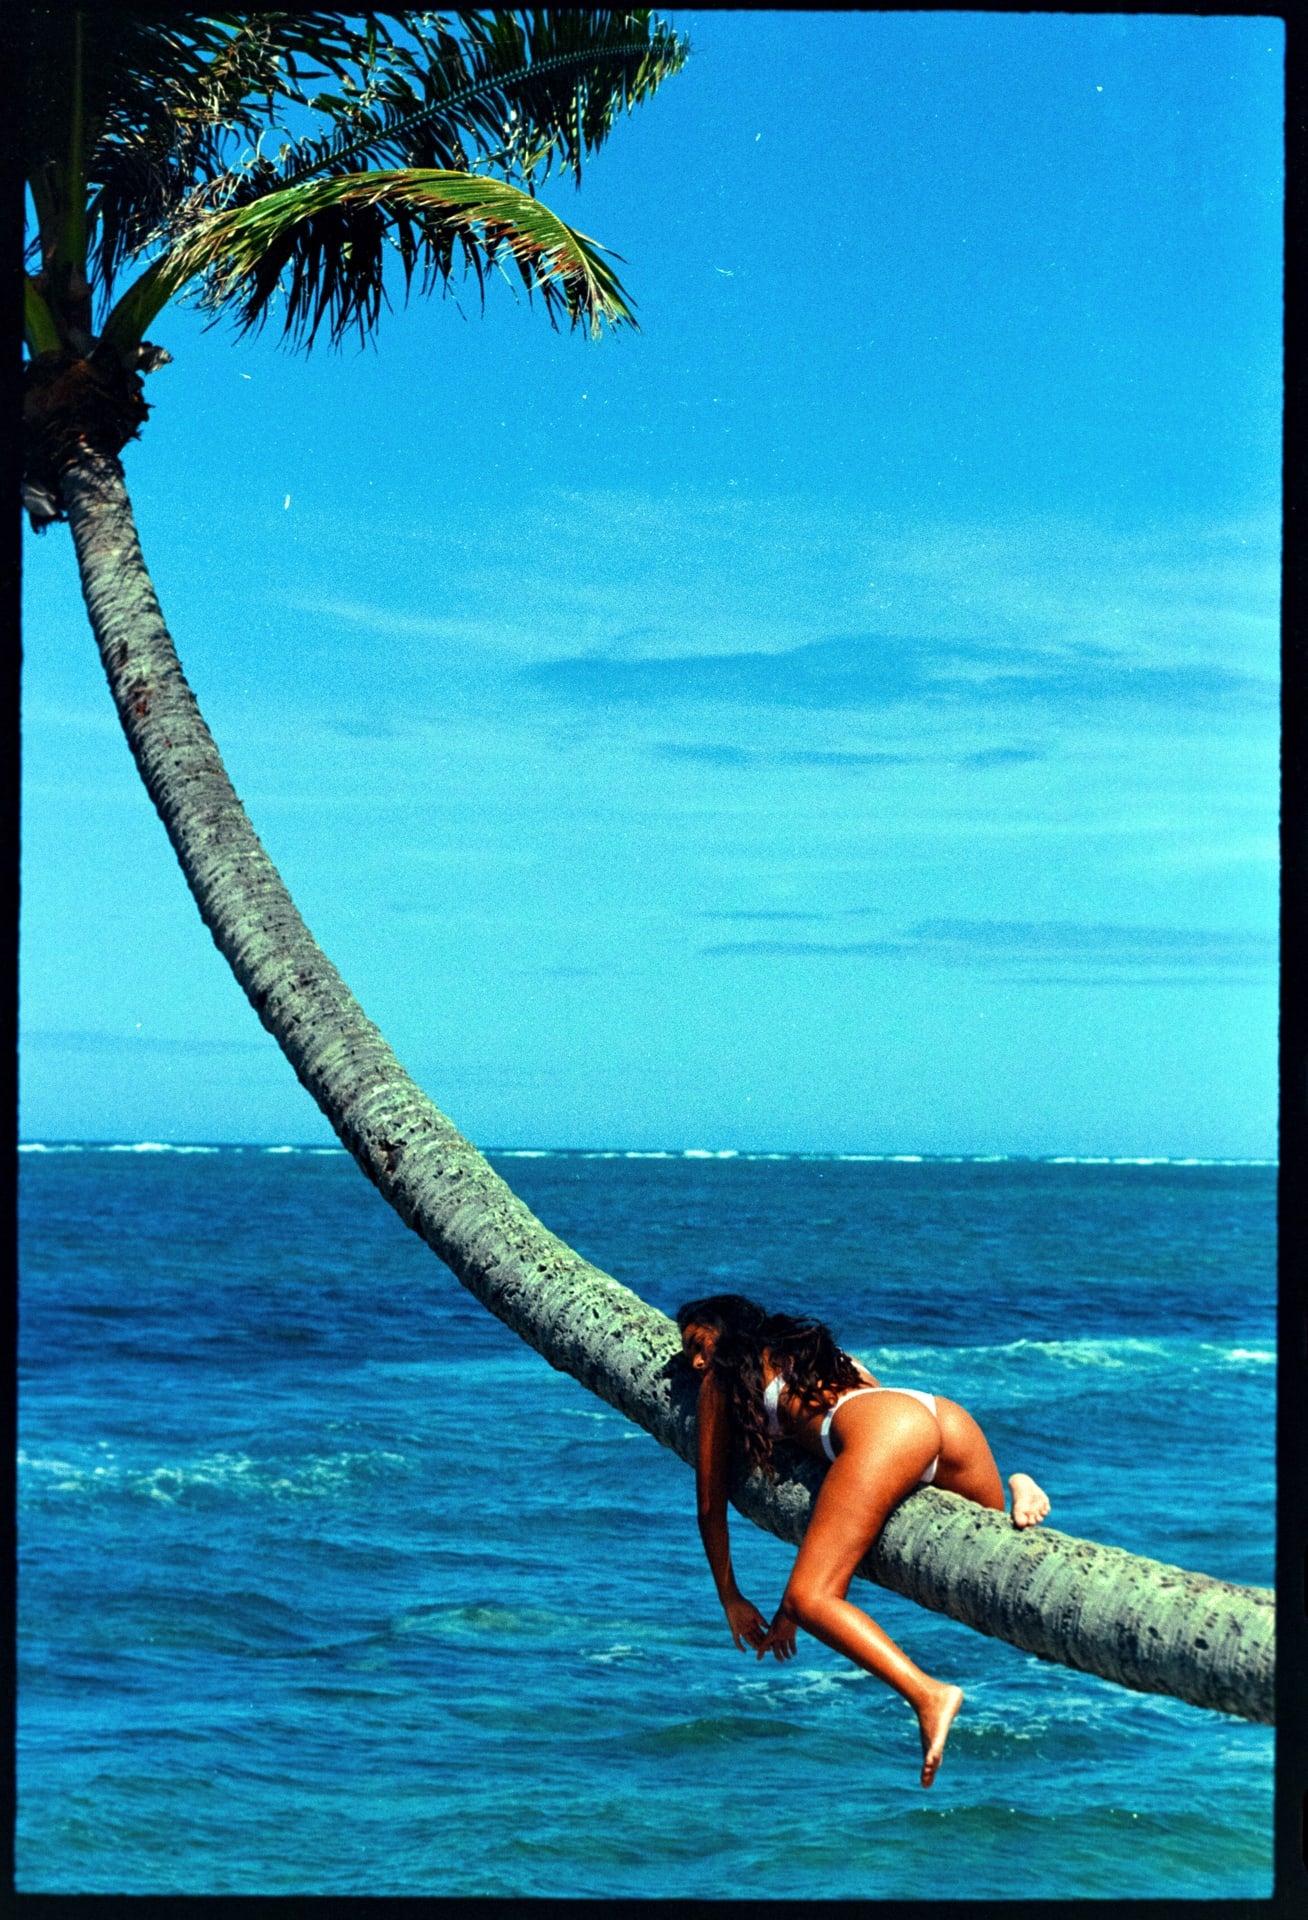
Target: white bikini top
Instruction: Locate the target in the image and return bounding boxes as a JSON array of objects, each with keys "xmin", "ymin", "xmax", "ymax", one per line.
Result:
[{"xmin": 762, "ymin": 1373, "xmax": 786, "ymax": 1436}]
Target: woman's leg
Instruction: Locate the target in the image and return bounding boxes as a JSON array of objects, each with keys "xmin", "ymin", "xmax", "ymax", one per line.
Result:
[
  {"xmin": 932, "ymin": 1397, "xmax": 1050, "ymax": 1527},
  {"xmin": 778, "ymin": 1393, "xmax": 962, "ymax": 1787}
]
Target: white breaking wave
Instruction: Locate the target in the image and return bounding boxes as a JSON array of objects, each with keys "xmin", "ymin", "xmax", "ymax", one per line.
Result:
[
  {"xmin": 18, "ymin": 1140, "xmax": 1278, "ymax": 1168},
  {"xmin": 17, "ymin": 1445, "xmax": 413, "ymax": 1503},
  {"xmin": 870, "ymin": 1336, "xmax": 1187, "ymax": 1370}
]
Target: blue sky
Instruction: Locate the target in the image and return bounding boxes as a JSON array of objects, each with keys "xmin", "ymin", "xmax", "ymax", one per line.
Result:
[{"xmin": 21, "ymin": 10, "xmax": 1282, "ymax": 1155}]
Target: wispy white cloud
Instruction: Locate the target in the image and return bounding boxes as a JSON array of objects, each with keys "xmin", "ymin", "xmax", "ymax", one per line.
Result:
[
  {"xmin": 522, "ymin": 490, "xmax": 1281, "ymax": 668},
  {"xmin": 699, "ymin": 906, "xmax": 884, "ymax": 923},
  {"xmin": 653, "ymin": 742, "xmax": 914, "ymax": 768},
  {"xmin": 278, "ymin": 496, "xmax": 1280, "ymax": 693},
  {"xmin": 701, "ymin": 917, "xmax": 1276, "ymax": 978},
  {"xmin": 520, "ymin": 631, "xmax": 1274, "ymax": 716},
  {"xmin": 23, "ymin": 1028, "xmax": 269, "ymax": 1054},
  {"xmin": 959, "ymin": 746, "xmax": 1045, "ymax": 767}
]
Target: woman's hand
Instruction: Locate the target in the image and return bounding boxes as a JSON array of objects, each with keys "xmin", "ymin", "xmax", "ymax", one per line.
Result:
[
  {"xmin": 757, "ymin": 1602, "xmax": 798, "ymax": 1662},
  {"xmin": 722, "ymin": 1592, "xmax": 769, "ymax": 1653}
]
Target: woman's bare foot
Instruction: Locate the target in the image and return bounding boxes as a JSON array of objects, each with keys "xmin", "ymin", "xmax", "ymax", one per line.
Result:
[
  {"xmin": 1008, "ymin": 1471, "xmax": 1050, "ymax": 1528},
  {"xmin": 917, "ymin": 1683, "xmax": 964, "ymax": 1788}
]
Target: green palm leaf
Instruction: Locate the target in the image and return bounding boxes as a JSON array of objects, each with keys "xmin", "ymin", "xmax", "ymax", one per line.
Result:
[
  {"xmin": 24, "ymin": 8, "xmax": 403, "ymax": 301},
  {"xmin": 275, "ymin": 10, "xmax": 690, "ymax": 189},
  {"xmin": 27, "ymin": 10, "xmax": 684, "ymax": 358},
  {"xmin": 107, "ymin": 167, "xmax": 635, "ymax": 352}
]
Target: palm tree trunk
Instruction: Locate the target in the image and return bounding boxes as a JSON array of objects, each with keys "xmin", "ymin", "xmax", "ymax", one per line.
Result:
[{"xmin": 56, "ymin": 445, "xmax": 1274, "ymax": 1727}]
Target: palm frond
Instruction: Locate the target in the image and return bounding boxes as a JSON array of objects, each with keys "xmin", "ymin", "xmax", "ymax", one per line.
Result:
[
  {"xmin": 275, "ymin": 11, "xmax": 689, "ymax": 190},
  {"xmin": 143, "ymin": 168, "xmax": 635, "ymax": 349},
  {"xmin": 24, "ymin": 277, "xmax": 63, "ymax": 357},
  {"xmin": 87, "ymin": 16, "xmax": 292, "ymax": 291},
  {"xmin": 90, "ymin": 12, "xmax": 438, "ymax": 295},
  {"xmin": 25, "ymin": 8, "xmax": 417, "ymax": 295},
  {"xmin": 27, "ymin": 11, "xmax": 683, "ymax": 357}
]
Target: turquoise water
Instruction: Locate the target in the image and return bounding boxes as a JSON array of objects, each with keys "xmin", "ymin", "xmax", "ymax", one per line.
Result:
[{"xmin": 18, "ymin": 1146, "xmax": 1274, "ymax": 1897}]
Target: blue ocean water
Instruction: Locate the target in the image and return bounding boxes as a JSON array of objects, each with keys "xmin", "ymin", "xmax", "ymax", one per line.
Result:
[{"xmin": 18, "ymin": 1145, "xmax": 1274, "ymax": 1898}]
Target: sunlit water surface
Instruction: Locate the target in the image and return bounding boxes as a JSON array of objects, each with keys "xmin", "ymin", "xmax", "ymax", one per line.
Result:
[{"xmin": 18, "ymin": 1147, "xmax": 1274, "ymax": 1897}]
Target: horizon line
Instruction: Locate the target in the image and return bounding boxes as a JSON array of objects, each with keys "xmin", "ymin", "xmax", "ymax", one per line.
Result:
[{"xmin": 17, "ymin": 1140, "xmax": 1279, "ymax": 1167}]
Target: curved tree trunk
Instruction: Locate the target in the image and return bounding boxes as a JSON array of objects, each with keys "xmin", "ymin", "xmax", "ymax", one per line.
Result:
[{"xmin": 55, "ymin": 446, "xmax": 1274, "ymax": 1726}]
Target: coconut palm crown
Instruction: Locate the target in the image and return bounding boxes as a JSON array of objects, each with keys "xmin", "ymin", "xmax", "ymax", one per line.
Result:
[{"xmin": 22, "ymin": 6, "xmax": 689, "ymax": 522}]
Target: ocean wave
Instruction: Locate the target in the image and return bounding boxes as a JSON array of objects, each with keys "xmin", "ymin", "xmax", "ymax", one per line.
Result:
[
  {"xmin": 20, "ymin": 1141, "xmax": 231, "ymax": 1154},
  {"xmin": 867, "ymin": 1335, "xmax": 1198, "ymax": 1372},
  {"xmin": 107, "ymin": 1141, "xmax": 240, "ymax": 1154},
  {"xmin": 389, "ymin": 1601, "xmax": 580, "ymax": 1643},
  {"xmin": 18, "ymin": 1140, "xmax": 1278, "ymax": 1166},
  {"xmin": 638, "ymin": 1713, "xmax": 800, "ymax": 1750},
  {"xmin": 736, "ymin": 1666, "xmax": 868, "ymax": 1709},
  {"xmin": 1043, "ymin": 1155, "xmax": 1276, "ymax": 1168},
  {"xmin": 17, "ymin": 1445, "xmax": 412, "ymax": 1505},
  {"xmin": 854, "ymin": 1337, "xmax": 1274, "ymax": 1404}
]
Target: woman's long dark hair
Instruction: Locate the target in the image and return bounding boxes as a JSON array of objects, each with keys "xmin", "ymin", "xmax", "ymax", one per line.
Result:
[{"xmin": 676, "ymin": 1294, "xmax": 863, "ymax": 1478}]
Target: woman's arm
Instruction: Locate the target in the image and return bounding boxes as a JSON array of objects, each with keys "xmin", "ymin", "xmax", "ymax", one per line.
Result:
[{"xmin": 694, "ymin": 1369, "xmax": 769, "ymax": 1652}]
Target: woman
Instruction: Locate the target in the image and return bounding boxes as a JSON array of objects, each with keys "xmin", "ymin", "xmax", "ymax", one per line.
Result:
[{"xmin": 676, "ymin": 1292, "xmax": 1051, "ymax": 1788}]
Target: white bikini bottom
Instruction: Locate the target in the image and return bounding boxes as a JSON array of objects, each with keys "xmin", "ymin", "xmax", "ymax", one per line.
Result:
[{"xmin": 819, "ymin": 1386, "xmax": 939, "ymax": 1483}]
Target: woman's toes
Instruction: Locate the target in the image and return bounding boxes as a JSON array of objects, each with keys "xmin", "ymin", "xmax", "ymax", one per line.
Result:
[{"xmin": 1008, "ymin": 1475, "xmax": 1050, "ymax": 1527}]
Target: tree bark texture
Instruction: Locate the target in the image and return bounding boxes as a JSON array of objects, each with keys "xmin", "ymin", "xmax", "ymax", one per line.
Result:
[{"xmin": 57, "ymin": 448, "xmax": 1275, "ymax": 1726}]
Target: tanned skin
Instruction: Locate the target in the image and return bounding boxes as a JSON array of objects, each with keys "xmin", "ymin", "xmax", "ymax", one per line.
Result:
[{"xmin": 684, "ymin": 1322, "xmax": 1050, "ymax": 1788}]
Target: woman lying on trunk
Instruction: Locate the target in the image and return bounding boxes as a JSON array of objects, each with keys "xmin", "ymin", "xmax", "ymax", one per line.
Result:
[{"xmin": 676, "ymin": 1292, "xmax": 1051, "ymax": 1788}]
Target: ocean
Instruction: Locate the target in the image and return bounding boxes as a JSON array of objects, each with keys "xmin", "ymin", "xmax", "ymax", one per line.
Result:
[{"xmin": 17, "ymin": 1144, "xmax": 1275, "ymax": 1898}]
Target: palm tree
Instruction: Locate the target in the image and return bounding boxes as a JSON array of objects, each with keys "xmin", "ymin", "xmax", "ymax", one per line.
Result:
[
  {"xmin": 22, "ymin": 8, "xmax": 1274, "ymax": 1727},
  {"xmin": 23, "ymin": 8, "xmax": 676, "ymax": 518}
]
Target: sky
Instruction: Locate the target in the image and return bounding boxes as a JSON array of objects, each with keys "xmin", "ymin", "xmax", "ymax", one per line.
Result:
[{"xmin": 20, "ymin": 10, "xmax": 1283, "ymax": 1156}]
